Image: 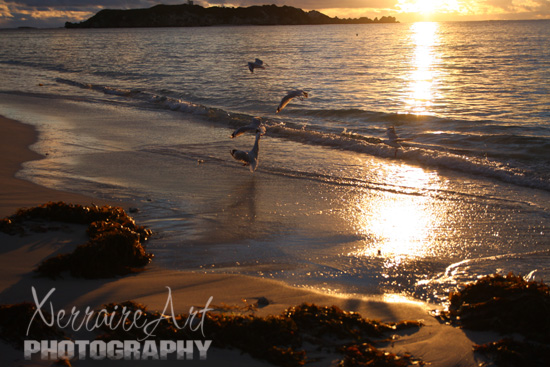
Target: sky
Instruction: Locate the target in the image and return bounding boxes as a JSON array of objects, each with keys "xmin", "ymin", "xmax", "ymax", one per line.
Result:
[{"xmin": 1, "ymin": 0, "xmax": 549, "ymax": 28}]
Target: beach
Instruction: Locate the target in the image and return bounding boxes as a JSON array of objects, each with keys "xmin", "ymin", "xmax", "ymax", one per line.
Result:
[
  {"xmin": 0, "ymin": 113, "xmax": 497, "ymax": 366},
  {"xmin": 1, "ymin": 24, "xmax": 548, "ymax": 304},
  {"xmin": 1, "ymin": 21, "xmax": 548, "ymax": 366}
]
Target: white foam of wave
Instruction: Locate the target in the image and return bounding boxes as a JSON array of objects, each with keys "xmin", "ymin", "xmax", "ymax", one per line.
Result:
[
  {"xmin": 54, "ymin": 77, "xmax": 550, "ymax": 191},
  {"xmin": 419, "ymin": 249, "xmax": 550, "ymax": 288}
]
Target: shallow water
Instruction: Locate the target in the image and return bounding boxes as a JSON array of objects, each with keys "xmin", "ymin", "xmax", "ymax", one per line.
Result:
[{"xmin": 0, "ymin": 21, "xmax": 549, "ymax": 304}]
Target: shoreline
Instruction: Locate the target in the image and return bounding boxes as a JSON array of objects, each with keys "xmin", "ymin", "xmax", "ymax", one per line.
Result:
[
  {"xmin": 0, "ymin": 115, "xmax": 116, "ymax": 218},
  {"xmin": 0, "ymin": 114, "xmax": 492, "ymax": 366}
]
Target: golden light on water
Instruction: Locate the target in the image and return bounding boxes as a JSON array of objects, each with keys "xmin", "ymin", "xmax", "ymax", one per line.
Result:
[
  {"xmin": 370, "ymin": 194, "xmax": 431, "ymax": 257},
  {"xmin": 348, "ymin": 163, "xmax": 444, "ymax": 264},
  {"xmin": 403, "ymin": 22, "xmax": 439, "ymax": 115}
]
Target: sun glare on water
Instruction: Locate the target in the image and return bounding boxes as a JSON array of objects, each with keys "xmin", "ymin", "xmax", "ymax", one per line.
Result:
[
  {"xmin": 403, "ymin": 21, "xmax": 440, "ymax": 115},
  {"xmin": 348, "ymin": 164, "xmax": 445, "ymax": 261}
]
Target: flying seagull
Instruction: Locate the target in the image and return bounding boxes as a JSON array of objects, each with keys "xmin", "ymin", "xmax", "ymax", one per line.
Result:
[
  {"xmin": 247, "ymin": 58, "xmax": 266, "ymax": 73},
  {"xmin": 231, "ymin": 117, "xmax": 266, "ymax": 139},
  {"xmin": 382, "ymin": 126, "xmax": 410, "ymax": 157},
  {"xmin": 230, "ymin": 130, "xmax": 263, "ymax": 172},
  {"xmin": 276, "ymin": 90, "xmax": 309, "ymax": 113}
]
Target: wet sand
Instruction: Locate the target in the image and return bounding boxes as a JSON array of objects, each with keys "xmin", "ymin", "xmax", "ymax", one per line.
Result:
[{"xmin": 0, "ymin": 114, "xmax": 495, "ymax": 366}]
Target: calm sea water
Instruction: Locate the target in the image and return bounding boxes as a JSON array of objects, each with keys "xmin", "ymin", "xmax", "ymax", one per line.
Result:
[{"xmin": 1, "ymin": 20, "xmax": 549, "ymax": 304}]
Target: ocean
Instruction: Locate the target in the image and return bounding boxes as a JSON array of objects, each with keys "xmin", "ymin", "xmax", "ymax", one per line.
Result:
[{"xmin": 1, "ymin": 20, "xmax": 549, "ymax": 304}]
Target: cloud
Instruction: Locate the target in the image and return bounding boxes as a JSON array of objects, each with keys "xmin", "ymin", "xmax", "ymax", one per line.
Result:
[
  {"xmin": 0, "ymin": 1, "xmax": 97, "ymax": 27},
  {"xmin": 455, "ymin": 0, "xmax": 550, "ymax": 19}
]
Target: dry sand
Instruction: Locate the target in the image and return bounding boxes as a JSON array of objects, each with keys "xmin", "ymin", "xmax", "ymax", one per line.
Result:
[{"xmin": 0, "ymin": 115, "xmax": 495, "ymax": 366}]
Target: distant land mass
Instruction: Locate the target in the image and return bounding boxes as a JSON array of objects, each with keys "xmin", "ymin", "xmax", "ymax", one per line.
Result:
[{"xmin": 65, "ymin": 4, "xmax": 398, "ymax": 28}]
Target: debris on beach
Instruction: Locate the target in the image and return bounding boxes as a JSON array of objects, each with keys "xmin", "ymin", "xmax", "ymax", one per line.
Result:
[
  {"xmin": 94, "ymin": 301, "xmax": 423, "ymax": 366},
  {"xmin": 338, "ymin": 343, "xmax": 423, "ymax": 366},
  {"xmin": 0, "ymin": 302, "xmax": 67, "ymax": 349},
  {"xmin": 474, "ymin": 338, "xmax": 550, "ymax": 367},
  {"xmin": 436, "ymin": 272, "xmax": 550, "ymax": 342},
  {"xmin": 435, "ymin": 273, "xmax": 550, "ymax": 367},
  {"xmin": 0, "ymin": 202, "xmax": 153, "ymax": 279},
  {"xmin": 283, "ymin": 303, "xmax": 408, "ymax": 340}
]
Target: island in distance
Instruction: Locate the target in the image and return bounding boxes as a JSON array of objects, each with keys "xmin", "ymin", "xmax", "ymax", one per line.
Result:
[{"xmin": 65, "ymin": 3, "xmax": 398, "ymax": 28}]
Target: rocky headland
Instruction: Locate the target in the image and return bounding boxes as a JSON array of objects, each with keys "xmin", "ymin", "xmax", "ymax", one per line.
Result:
[{"xmin": 65, "ymin": 4, "xmax": 398, "ymax": 28}]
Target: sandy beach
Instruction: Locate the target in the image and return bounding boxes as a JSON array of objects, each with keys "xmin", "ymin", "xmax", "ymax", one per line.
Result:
[{"xmin": 0, "ymin": 114, "xmax": 498, "ymax": 366}]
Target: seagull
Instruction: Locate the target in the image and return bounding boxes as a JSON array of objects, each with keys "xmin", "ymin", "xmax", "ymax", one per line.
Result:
[
  {"xmin": 247, "ymin": 58, "xmax": 266, "ymax": 73},
  {"xmin": 382, "ymin": 126, "xmax": 410, "ymax": 157},
  {"xmin": 231, "ymin": 117, "xmax": 266, "ymax": 139},
  {"xmin": 230, "ymin": 130, "xmax": 263, "ymax": 172},
  {"xmin": 276, "ymin": 90, "xmax": 309, "ymax": 113}
]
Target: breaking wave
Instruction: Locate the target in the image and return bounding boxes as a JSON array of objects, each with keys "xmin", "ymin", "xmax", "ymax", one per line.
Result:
[{"xmin": 55, "ymin": 77, "xmax": 550, "ymax": 191}]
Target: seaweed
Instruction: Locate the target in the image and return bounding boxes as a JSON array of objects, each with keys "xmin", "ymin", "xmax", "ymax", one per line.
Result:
[
  {"xmin": 436, "ymin": 273, "xmax": 550, "ymax": 343},
  {"xmin": 434, "ymin": 273, "xmax": 550, "ymax": 367},
  {"xmin": 474, "ymin": 338, "xmax": 550, "ymax": 367},
  {"xmin": 34, "ymin": 253, "xmax": 73, "ymax": 278},
  {"xmin": 94, "ymin": 301, "xmax": 184, "ymax": 341},
  {"xmin": 94, "ymin": 301, "xmax": 423, "ymax": 367},
  {"xmin": 204, "ymin": 313, "xmax": 304, "ymax": 366},
  {"xmin": 0, "ymin": 217, "xmax": 24, "ymax": 235},
  {"xmin": 283, "ymin": 303, "xmax": 419, "ymax": 341},
  {"xmin": 0, "ymin": 302, "xmax": 67, "ymax": 349},
  {"xmin": 67, "ymin": 227, "xmax": 153, "ymax": 278},
  {"xmin": 0, "ymin": 202, "xmax": 153, "ymax": 279},
  {"xmin": 338, "ymin": 343, "xmax": 423, "ymax": 366},
  {"xmin": 1, "ymin": 201, "xmax": 152, "ymax": 240}
]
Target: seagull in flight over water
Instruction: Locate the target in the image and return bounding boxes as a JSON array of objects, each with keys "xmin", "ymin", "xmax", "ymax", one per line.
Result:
[
  {"xmin": 382, "ymin": 126, "xmax": 410, "ymax": 157},
  {"xmin": 230, "ymin": 130, "xmax": 263, "ymax": 172},
  {"xmin": 231, "ymin": 117, "xmax": 266, "ymax": 139},
  {"xmin": 276, "ymin": 90, "xmax": 309, "ymax": 113},
  {"xmin": 247, "ymin": 58, "xmax": 267, "ymax": 73}
]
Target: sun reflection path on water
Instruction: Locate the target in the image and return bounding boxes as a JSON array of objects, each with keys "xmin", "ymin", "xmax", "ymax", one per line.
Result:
[
  {"xmin": 403, "ymin": 22, "xmax": 440, "ymax": 115},
  {"xmin": 347, "ymin": 162, "xmax": 449, "ymax": 270}
]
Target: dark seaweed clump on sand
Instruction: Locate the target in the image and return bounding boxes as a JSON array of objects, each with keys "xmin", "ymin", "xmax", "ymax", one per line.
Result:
[
  {"xmin": 0, "ymin": 201, "xmax": 153, "ymax": 278},
  {"xmin": 96, "ymin": 302, "xmax": 423, "ymax": 366},
  {"xmin": 0, "ymin": 302, "xmax": 67, "ymax": 349},
  {"xmin": 437, "ymin": 273, "xmax": 550, "ymax": 341},
  {"xmin": 473, "ymin": 338, "xmax": 550, "ymax": 367},
  {"xmin": 436, "ymin": 273, "xmax": 550, "ymax": 366}
]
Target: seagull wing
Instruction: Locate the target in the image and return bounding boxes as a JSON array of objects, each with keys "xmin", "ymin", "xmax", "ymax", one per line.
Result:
[
  {"xmin": 276, "ymin": 90, "xmax": 309, "ymax": 113},
  {"xmin": 250, "ymin": 117, "xmax": 261, "ymax": 129},
  {"xmin": 249, "ymin": 157, "xmax": 259, "ymax": 172},
  {"xmin": 230, "ymin": 149, "xmax": 250, "ymax": 165},
  {"xmin": 248, "ymin": 132, "xmax": 262, "ymax": 172},
  {"xmin": 231, "ymin": 126, "xmax": 254, "ymax": 139},
  {"xmin": 386, "ymin": 128, "xmax": 399, "ymax": 142},
  {"xmin": 276, "ymin": 94, "xmax": 296, "ymax": 113},
  {"xmin": 382, "ymin": 139, "xmax": 402, "ymax": 148},
  {"xmin": 386, "ymin": 128, "xmax": 412, "ymax": 144},
  {"xmin": 231, "ymin": 118, "xmax": 262, "ymax": 138},
  {"xmin": 257, "ymin": 125, "xmax": 267, "ymax": 136}
]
